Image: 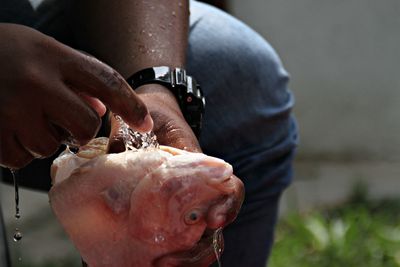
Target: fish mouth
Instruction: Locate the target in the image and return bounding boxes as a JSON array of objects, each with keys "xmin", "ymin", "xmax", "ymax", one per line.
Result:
[{"xmin": 154, "ymin": 228, "xmax": 223, "ymax": 267}]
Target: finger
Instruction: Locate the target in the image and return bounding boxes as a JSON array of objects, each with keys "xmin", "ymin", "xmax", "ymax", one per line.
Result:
[
  {"xmin": 0, "ymin": 131, "xmax": 34, "ymax": 169},
  {"xmin": 150, "ymin": 110, "xmax": 201, "ymax": 152},
  {"xmin": 17, "ymin": 116, "xmax": 60, "ymax": 159},
  {"xmin": 44, "ymin": 82, "xmax": 101, "ymax": 145},
  {"xmin": 78, "ymin": 93, "xmax": 107, "ymax": 117},
  {"xmin": 60, "ymin": 49, "xmax": 153, "ymax": 132},
  {"xmin": 107, "ymin": 114, "xmax": 127, "ymax": 154}
]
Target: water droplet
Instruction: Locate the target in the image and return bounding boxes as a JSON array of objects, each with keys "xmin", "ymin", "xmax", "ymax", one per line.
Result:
[
  {"xmin": 172, "ymin": 11, "xmax": 176, "ymax": 17},
  {"xmin": 178, "ymin": 2, "xmax": 183, "ymax": 7},
  {"xmin": 213, "ymin": 228, "xmax": 223, "ymax": 267},
  {"xmin": 10, "ymin": 170, "xmax": 20, "ymax": 220},
  {"xmin": 148, "ymin": 33, "xmax": 153, "ymax": 37},
  {"xmin": 154, "ymin": 233, "xmax": 165, "ymax": 243},
  {"xmin": 113, "ymin": 115, "xmax": 159, "ymax": 150},
  {"xmin": 150, "ymin": 49, "xmax": 155, "ymax": 53},
  {"xmin": 138, "ymin": 44, "xmax": 146, "ymax": 53},
  {"xmin": 13, "ymin": 229, "xmax": 23, "ymax": 242}
]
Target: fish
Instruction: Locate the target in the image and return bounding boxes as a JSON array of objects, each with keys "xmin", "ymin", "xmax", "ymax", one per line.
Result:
[{"xmin": 49, "ymin": 137, "xmax": 244, "ymax": 267}]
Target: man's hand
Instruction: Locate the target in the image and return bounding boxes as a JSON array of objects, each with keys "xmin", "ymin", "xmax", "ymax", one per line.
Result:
[
  {"xmin": 0, "ymin": 23, "xmax": 152, "ymax": 169},
  {"xmin": 108, "ymin": 84, "xmax": 201, "ymax": 153}
]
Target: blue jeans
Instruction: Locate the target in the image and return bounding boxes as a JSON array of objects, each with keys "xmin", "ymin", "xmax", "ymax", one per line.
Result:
[
  {"xmin": 187, "ymin": 2, "xmax": 297, "ymax": 266},
  {"xmin": 0, "ymin": 1, "xmax": 297, "ymax": 266}
]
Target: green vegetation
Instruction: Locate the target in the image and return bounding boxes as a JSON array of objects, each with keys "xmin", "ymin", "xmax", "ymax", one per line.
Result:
[{"xmin": 269, "ymin": 186, "xmax": 400, "ymax": 267}]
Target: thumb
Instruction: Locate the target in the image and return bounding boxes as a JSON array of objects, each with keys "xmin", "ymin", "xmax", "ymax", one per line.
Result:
[{"xmin": 106, "ymin": 113, "xmax": 127, "ymax": 153}]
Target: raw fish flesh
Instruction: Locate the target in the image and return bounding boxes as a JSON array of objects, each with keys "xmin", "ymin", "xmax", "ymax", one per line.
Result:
[{"xmin": 49, "ymin": 138, "xmax": 244, "ymax": 267}]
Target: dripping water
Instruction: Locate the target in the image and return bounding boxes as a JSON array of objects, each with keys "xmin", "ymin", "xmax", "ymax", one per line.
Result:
[
  {"xmin": 114, "ymin": 115, "xmax": 159, "ymax": 150},
  {"xmin": 10, "ymin": 169, "xmax": 23, "ymax": 242},
  {"xmin": 10, "ymin": 169, "xmax": 20, "ymax": 220},
  {"xmin": 10, "ymin": 169, "xmax": 23, "ymax": 262},
  {"xmin": 13, "ymin": 229, "xmax": 22, "ymax": 242},
  {"xmin": 213, "ymin": 228, "xmax": 223, "ymax": 267}
]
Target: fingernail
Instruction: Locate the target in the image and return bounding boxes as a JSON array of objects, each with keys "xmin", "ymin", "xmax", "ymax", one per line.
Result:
[{"xmin": 137, "ymin": 113, "xmax": 153, "ymax": 133}]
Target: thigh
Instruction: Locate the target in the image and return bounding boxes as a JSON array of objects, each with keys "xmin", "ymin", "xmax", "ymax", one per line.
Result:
[
  {"xmin": 187, "ymin": 2, "xmax": 297, "ymax": 266},
  {"xmin": 0, "ymin": 0, "xmax": 36, "ymax": 25},
  {"xmin": 187, "ymin": 1, "xmax": 297, "ymax": 203},
  {"xmin": 33, "ymin": 0, "xmax": 73, "ymax": 44},
  {"xmin": 0, "ymin": 0, "xmax": 73, "ymax": 44}
]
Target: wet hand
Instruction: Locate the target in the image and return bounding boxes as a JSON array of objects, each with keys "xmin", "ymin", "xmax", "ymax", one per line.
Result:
[
  {"xmin": 0, "ymin": 23, "xmax": 153, "ymax": 169},
  {"xmin": 107, "ymin": 83, "xmax": 200, "ymax": 153}
]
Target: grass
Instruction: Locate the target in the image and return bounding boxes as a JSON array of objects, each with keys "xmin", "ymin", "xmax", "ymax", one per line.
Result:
[{"xmin": 269, "ymin": 185, "xmax": 400, "ymax": 267}]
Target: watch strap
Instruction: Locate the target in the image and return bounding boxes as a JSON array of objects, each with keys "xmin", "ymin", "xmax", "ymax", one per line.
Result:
[
  {"xmin": 127, "ymin": 66, "xmax": 172, "ymax": 88},
  {"xmin": 126, "ymin": 66, "xmax": 205, "ymax": 137}
]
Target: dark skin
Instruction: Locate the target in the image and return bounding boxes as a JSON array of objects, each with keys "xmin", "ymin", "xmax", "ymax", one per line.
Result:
[
  {"xmin": 0, "ymin": 23, "xmax": 153, "ymax": 169},
  {"xmin": 0, "ymin": 0, "xmax": 197, "ymax": 168},
  {"xmin": 71, "ymin": 0, "xmax": 201, "ymax": 153}
]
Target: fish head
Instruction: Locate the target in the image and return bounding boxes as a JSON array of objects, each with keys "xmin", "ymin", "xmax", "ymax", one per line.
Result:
[
  {"xmin": 128, "ymin": 146, "xmax": 244, "ymax": 266},
  {"xmin": 50, "ymin": 141, "xmax": 244, "ymax": 267}
]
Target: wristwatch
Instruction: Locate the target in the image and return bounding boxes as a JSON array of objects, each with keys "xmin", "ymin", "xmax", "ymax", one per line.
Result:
[{"xmin": 126, "ymin": 66, "xmax": 205, "ymax": 137}]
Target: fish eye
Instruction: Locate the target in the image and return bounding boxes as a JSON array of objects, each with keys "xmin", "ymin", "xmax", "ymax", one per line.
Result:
[{"xmin": 184, "ymin": 209, "xmax": 202, "ymax": 225}]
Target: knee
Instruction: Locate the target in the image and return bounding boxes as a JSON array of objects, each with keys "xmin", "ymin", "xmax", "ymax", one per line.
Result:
[
  {"xmin": 187, "ymin": 2, "xmax": 297, "ymax": 162},
  {"xmin": 187, "ymin": 2, "xmax": 293, "ymax": 117},
  {"xmin": 187, "ymin": 2, "xmax": 289, "ymax": 93}
]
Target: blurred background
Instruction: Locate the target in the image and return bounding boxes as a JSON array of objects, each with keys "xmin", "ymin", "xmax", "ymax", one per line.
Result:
[
  {"xmin": 1, "ymin": 0, "xmax": 400, "ymax": 266},
  {"xmin": 230, "ymin": 0, "xmax": 400, "ymax": 212},
  {"xmin": 228, "ymin": 1, "xmax": 400, "ymax": 266}
]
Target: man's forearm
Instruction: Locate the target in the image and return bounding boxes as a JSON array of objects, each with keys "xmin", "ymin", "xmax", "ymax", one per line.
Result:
[
  {"xmin": 71, "ymin": 0, "xmax": 200, "ymax": 152},
  {"xmin": 71, "ymin": 0, "xmax": 189, "ymax": 78}
]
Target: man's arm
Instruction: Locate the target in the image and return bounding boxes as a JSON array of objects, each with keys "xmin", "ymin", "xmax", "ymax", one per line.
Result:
[
  {"xmin": 71, "ymin": 0, "xmax": 189, "ymax": 77},
  {"xmin": 71, "ymin": 0, "xmax": 201, "ymax": 152}
]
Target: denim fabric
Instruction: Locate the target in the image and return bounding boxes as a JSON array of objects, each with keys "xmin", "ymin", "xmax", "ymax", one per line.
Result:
[
  {"xmin": 188, "ymin": 1, "xmax": 297, "ymax": 200},
  {"xmin": 0, "ymin": 0, "xmax": 36, "ymax": 26},
  {"xmin": 0, "ymin": 1, "xmax": 298, "ymax": 266},
  {"xmin": 187, "ymin": 2, "xmax": 297, "ymax": 266}
]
